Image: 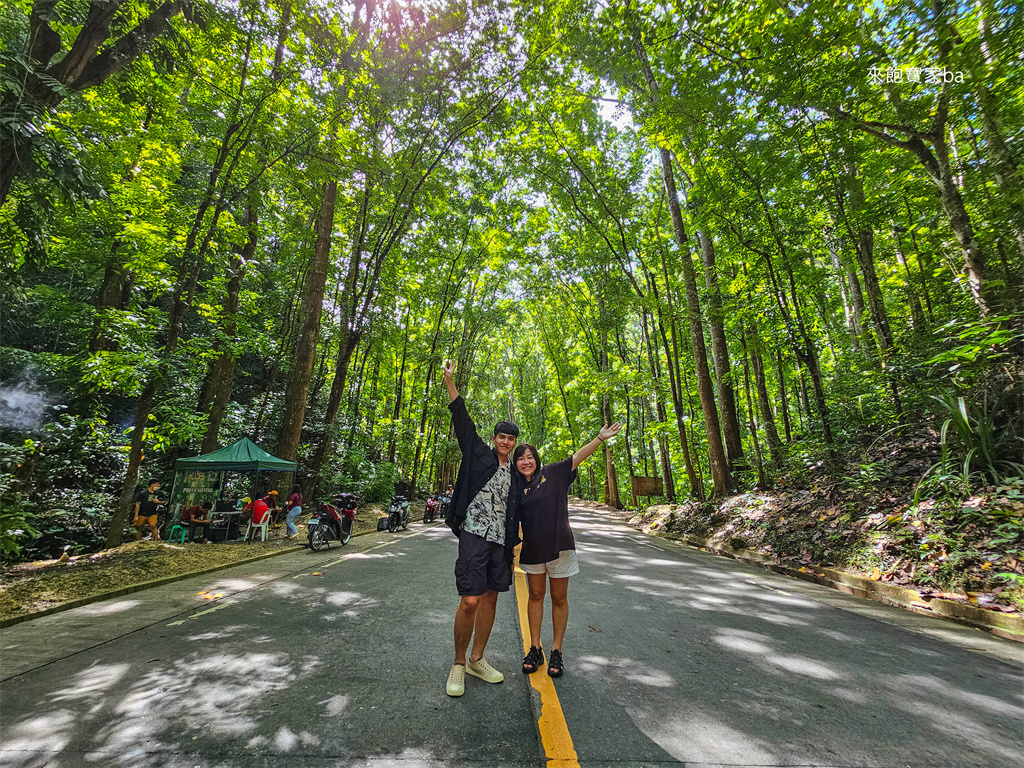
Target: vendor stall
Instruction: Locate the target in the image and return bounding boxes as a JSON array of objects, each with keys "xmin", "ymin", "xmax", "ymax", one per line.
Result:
[{"xmin": 168, "ymin": 438, "xmax": 297, "ymax": 541}]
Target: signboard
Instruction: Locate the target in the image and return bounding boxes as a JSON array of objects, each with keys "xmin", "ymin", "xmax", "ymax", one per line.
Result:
[
  {"xmin": 169, "ymin": 470, "xmax": 223, "ymax": 512},
  {"xmin": 630, "ymin": 476, "xmax": 664, "ymax": 497}
]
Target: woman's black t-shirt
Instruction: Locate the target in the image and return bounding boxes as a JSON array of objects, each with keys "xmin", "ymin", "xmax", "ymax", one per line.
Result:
[{"xmin": 518, "ymin": 457, "xmax": 577, "ymax": 565}]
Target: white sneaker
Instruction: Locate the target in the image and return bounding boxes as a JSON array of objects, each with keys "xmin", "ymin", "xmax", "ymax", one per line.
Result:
[
  {"xmin": 446, "ymin": 664, "xmax": 466, "ymax": 696},
  {"xmin": 466, "ymin": 657, "xmax": 504, "ymax": 684}
]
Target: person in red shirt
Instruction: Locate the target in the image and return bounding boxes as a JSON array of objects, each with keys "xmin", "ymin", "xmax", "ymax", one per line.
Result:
[
  {"xmin": 244, "ymin": 491, "xmax": 270, "ymax": 526},
  {"xmin": 284, "ymin": 484, "xmax": 303, "ymax": 539},
  {"xmin": 181, "ymin": 502, "xmax": 213, "ymax": 543}
]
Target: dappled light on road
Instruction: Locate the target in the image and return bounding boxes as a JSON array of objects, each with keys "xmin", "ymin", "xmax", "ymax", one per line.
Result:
[
  {"xmin": 0, "ymin": 509, "xmax": 1020, "ymax": 767},
  {"xmin": 557, "ymin": 508, "xmax": 1024, "ymax": 768},
  {"xmin": 77, "ymin": 599, "xmax": 142, "ymax": 616}
]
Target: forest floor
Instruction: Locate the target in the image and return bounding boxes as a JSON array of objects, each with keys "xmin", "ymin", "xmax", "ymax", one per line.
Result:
[
  {"xmin": 0, "ymin": 504, "xmax": 394, "ymax": 621},
  {"xmin": 613, "ymin": 428, "xmax": 1024, "ymax": 617}
]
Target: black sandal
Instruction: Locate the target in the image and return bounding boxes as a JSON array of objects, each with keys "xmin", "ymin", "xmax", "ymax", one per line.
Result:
[
  {"xmin": 522, "ymin": 646, "xmax": 544, "ymax": 674},
  {"xmin": 548, "ymin": 649, "xmax": 564, "ymax": 678}
]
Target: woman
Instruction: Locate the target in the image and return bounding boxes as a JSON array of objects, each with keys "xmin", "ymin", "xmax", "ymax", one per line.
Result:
[
  {"xmin": 513, "ymin": 421, "xmax": 621, "ymax": 677},
  {"xmin": 284, "ymin": 483, "xmax": 303, "ymax": 539}
]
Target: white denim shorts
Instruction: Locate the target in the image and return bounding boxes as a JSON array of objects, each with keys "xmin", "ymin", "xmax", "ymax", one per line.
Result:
[{"xmin": 519, "ymin": 549, "xmax": 580, "ymax": 578}]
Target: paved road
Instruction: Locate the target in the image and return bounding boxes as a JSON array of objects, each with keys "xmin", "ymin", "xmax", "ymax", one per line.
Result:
[{"xmin": 1, "ymin": 507, "xmax": 1022, "ymax": 767}]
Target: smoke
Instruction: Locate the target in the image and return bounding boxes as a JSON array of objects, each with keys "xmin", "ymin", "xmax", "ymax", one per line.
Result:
[{"xmin": 0, "ymin": 377, "xmax": 57, "ymax": 431}]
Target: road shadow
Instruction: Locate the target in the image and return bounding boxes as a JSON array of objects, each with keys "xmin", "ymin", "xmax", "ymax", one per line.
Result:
[{"xmin": 553, "ymin": 508, "xmax": 1024, "ymax": 768}]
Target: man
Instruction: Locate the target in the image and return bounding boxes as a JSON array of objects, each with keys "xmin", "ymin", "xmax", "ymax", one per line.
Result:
[
  {"xmin": 181, "ymin": 501, "xmax": 213, "ymax": 543},
  {"xmin": 133, "ymin": 478, "xmax": 166, "ymax": 541},
  {"xmin": 442, "ymin": 361, "xmax": 520, "ymax": 697}
]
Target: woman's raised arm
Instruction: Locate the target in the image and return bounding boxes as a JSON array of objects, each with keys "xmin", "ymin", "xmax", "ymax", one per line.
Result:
[{"xmin": 571, "ymin": 422, "xmax": 622, "ymax": 470}]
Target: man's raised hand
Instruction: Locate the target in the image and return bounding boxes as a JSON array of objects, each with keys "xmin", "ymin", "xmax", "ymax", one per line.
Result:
[
  {"xmin": 442, "ymin": 359, "xmax": 459, "ymax": 401},
  {"xmin": 599, "ymin": 422, "xmax": 623, "ymax": 442}
]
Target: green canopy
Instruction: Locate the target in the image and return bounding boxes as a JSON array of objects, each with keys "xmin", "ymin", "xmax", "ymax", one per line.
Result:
[{"xmin": 174, "ymin": 438, "xmax": 297, "ymax": 472}]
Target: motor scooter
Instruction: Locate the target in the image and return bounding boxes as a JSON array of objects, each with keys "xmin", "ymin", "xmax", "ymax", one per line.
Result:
[
  {"xmin": 439, "ymin": 492, "xmax": 452, "ymax": 519},
  {"xmin": 308, "ymin": 493, "xmax": 356, "ymax": 550},
  {"xmin": 423, "ymin": 494, "xmax": 441, "ymax": 523},
  {"xmin": 387, "ymin": 495, "xmax": 411, "ymax": 532}
]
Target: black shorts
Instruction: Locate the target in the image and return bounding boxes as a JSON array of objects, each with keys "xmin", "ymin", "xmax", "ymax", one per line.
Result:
[{"xmin": 455, "ymin": 530, "xmax": 512, "ymax": 596}]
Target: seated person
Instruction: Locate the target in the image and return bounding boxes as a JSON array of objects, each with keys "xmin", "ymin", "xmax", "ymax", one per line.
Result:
[
  {"xmin": 181, "ymin": 501, "xmax": 213, "ymax": 543},
  {"xmin": 264, "ymin": 490, "xmax": 282, "ymax": 526},
  {"xmin": 244, "ymin": 492, "xmax": 270, "ymax": 527}
]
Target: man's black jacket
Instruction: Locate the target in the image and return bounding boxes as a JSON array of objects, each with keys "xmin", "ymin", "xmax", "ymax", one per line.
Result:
[{"xmin": 444, "ymin": 395, "xmax": 520, "ymax": 563}]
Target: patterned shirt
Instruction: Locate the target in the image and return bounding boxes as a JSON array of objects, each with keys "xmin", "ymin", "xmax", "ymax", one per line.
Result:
[{"xmin": 462, "ymin": 462, "xmax": 511, "ymax": 545}]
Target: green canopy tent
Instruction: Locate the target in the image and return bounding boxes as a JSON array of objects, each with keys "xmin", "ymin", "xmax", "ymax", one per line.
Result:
[
  {"xmin": 174, "ymin": 438, "xmax": 297, "ymax": 473},
  {"xmin": 167, "ymin": 439, "xmax": 297, "ymax": 528}
]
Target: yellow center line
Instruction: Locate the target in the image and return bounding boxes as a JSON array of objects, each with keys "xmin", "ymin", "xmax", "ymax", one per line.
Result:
[{"xmin": 514, "ymin": 552, "xmax": 580, "ymax": 768}]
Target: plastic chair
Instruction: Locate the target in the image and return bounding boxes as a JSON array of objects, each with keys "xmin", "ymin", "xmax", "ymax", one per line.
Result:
[
  {"xmin": 244, "ymin": 510, "xmax": 271, "ymax": 542},
  {"xmin": 168, "ymin": 524, "xmax": 188, "ymax": 544}
]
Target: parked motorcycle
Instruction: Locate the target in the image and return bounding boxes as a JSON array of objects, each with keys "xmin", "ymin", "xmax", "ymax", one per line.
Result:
[
  {"xmin": 423, "ymin": 494, "xmax": 442, "ymax": 523},
  {"xmin": 387, "ymin": 495, "xmax": 411, "ymax": 532},
  {"xmin": 439, "ymin": 492, "xmax": 452, "ymax": 520},
  {"xmin": 308, "ymin": 493, "xmax": 356, "ymax": 550}
]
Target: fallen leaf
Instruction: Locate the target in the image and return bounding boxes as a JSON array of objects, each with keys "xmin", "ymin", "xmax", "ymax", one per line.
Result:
[
  {"xmin": 312, "ymin": 572, "xmax": 324, "ymax": 576},
  {"xmin": 588, "ymin": 625, "xmax": 602, "ymax": 632},
  {"xmin": 870, "ymin": 568, "xmax": 881, "ymax": 581},
  {"xmin": 981, "ymin": 562, "xmax": 991, "ymax": 570},
  {"xmin": 196, "ymin": 591, "xmax": 209, "ymax": 596}
]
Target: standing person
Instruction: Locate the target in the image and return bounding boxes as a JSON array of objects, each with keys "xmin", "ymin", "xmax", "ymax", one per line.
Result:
[
  {"xmin": 514, "ymin": 421, "xmax": 622, "ymax": 678},
  {"xmin": 442, "ymin": 361, "xmax": 520, "ymax": 697},
  {"xmin": 133, "ymin": 478, "xmax": 166, "ymax": 541},
  {"xmin": 284, "ymin": 484, "xmax": 303, "ymax": 539}
]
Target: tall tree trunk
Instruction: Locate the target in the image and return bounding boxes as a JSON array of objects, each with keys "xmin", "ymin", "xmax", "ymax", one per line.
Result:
[
  {"xmin": 892, "ymin": 227, "xmax": 927, "ymax": 331},
  {"xmin": 776, "ymin": 350, "xmax": 793, "ymax": 443},
  {"xmin": 275, "ymin": 180, "xmax": 336, "ymax": 468},
  {"xmin": 631, "ymin": 22, "xmax": 729, "ymax": 497},
  {"xmin": 89, "ymin": 246, "xmax": 132, "ymax": 353},
  {"xmin": 843, "ymin": 159, "xmax": 896, "ymax": 353},
  {"xmin": 740, "ymin": 334, "xmax": 767, "ymax": 487},
  {"xmin": 748, "ymin": 322, "xmax": 784, "ymax": 469},
  {"xmin": 828, "ymin": 238, "xmax": 861, "ymax": 350},
  {"xmin": 641, "ymin": 311, "xmax": 675, "ymax": 501},
  {"xmin": 387, "ymin": 306, "xmax": 412, "ymax": 464},
  {"xmin": 697, "ymin": 229, "xmax": 743, "ymax": 469},
  {"xmin": 200, "ymin": 197, "xmax": 258, "ymax": 453},
  {"xmin": 656, "ymin": 151, "xmax": 733, "ymax": 496},
  {"xmin": 599, "ymin": 327, "xmax": 622, "ymax": 509},
  {"xmin": 653, "ymin": 290, "xmax": 701, "ymax": 499}
]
